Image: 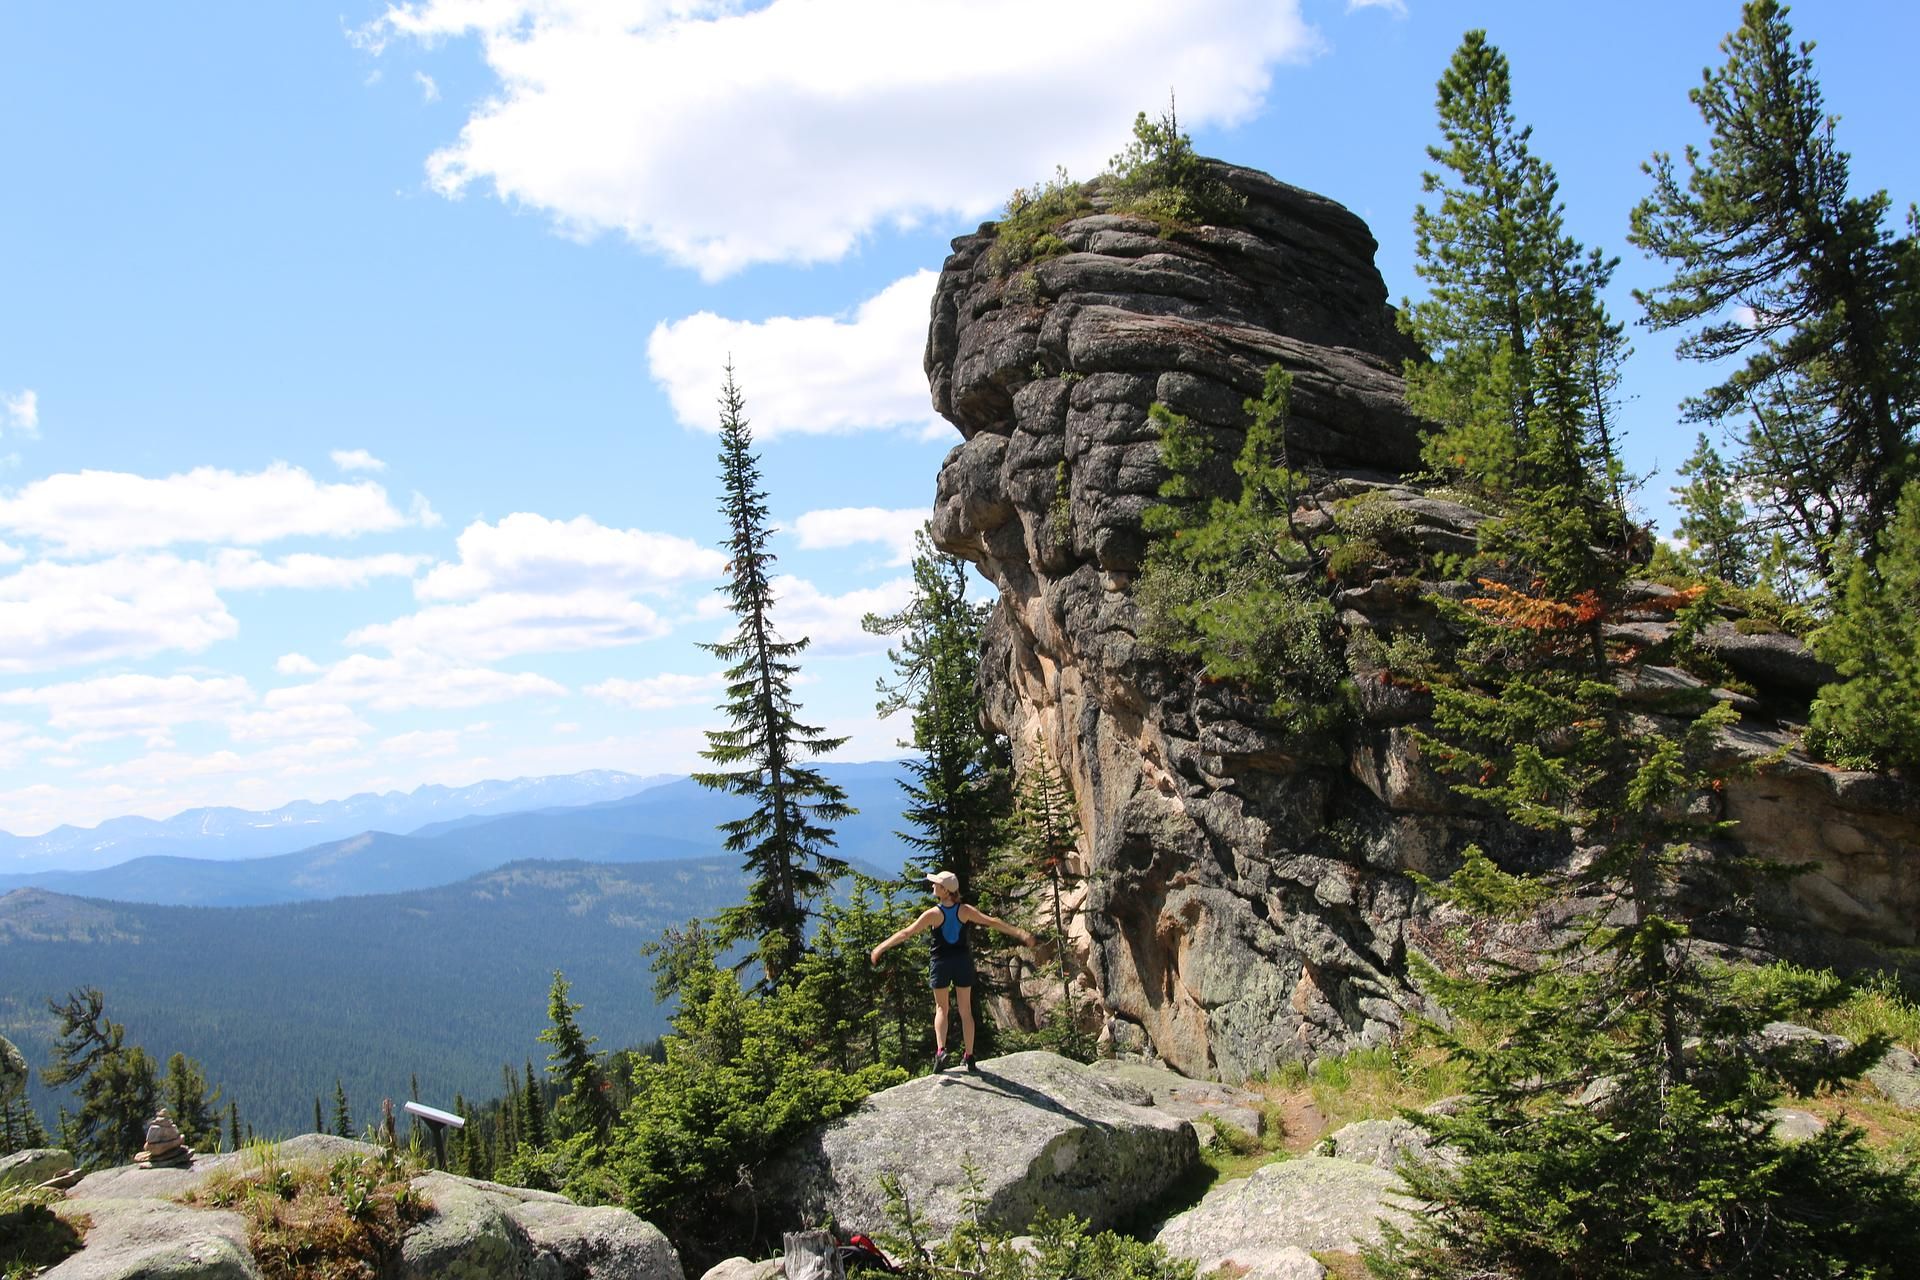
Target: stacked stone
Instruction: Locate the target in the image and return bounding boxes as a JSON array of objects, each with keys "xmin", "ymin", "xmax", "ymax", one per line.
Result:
[{"xmin": 134, "ymin": 1109, "xmax": 193, "ymax": 1169}]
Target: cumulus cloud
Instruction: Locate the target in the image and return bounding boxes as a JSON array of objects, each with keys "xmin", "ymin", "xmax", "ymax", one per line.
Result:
[
  {"xmin": 211, "ymin": 549, "xmax": 429, "ymax": 591},
  {"xmin": 791, "ymin": 506, "xmax": 926, "ymax": 566},
  {"xmin": 0, "ymin": 673, "xmax": 254, "ymax": 738},
  {"xmin": 265, "ymin": 650, "xmax": 566, "ymax": 712},
  {"xmin": 417, "ymin": 512, "xmax": 723, "ymax": 599},
  {"xmin": 226, "ymin": 700, "xmax": 372, "ymax": 743},
  {"xmin": 0, "ymin": 463, "xmax": 418, "ymax": 556},
  {"xmin": 331, "ymin": 448, "xmax": 387, "ymax": 473},
  {"xmin": 1345, "ymin": 0, "xmax": 1405, "ymax": 13},
  {"xmin": 759, "ymin": 573, "xmax": 913, "ymax": 656},
  {"xmin": 586, "ymin": 670, "xmax": 724, "ymax": 711},
  {"xmin": 4, "ymin": 390, "xmax": 39, "ymax": 435},
  {"xmin": 365, "ymin": 0, "xmax": 1319, "ymax": 277},
  {"xmin": 380, "ymin": 727, "xmax": 463, "ymax": 758},
  {"xmin": 348, "ymin": 590, "xmax": 670, "ymax": 661},
  {"xmin": 414, "ymin": 70, "xmax": 442, "ymax": 102},
  {"xmin": 0, "ymin": 555, "xmax": 237, "ymax": 674},
  {"xmin": 275, "ymin": 653, "xmax": 322, "ymax": 675},
  {"xmin": 649, "ymin": 273, "xmax": 939, "ymax": 437}
]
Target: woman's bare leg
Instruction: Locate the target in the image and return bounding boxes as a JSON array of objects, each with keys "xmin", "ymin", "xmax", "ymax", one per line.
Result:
[
  {"xmin": 957, "ymin": 985, "xmax": 976, "ymax": 1057},
  {"xmin": 932, "ymin": 984, "xmax": 951, "ymax": 1054}
]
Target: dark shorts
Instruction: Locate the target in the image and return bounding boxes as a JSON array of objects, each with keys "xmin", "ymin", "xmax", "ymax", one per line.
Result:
[{"xmin": 930, "ymin": 950, "xmax": 976, "ymax": 990}]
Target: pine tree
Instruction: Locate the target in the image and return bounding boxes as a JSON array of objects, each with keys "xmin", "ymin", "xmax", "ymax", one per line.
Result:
[
  {"xmin": 519, "ymin": 1060, "xmax": 546, "ymax": 1150},
  {"xmin": 540, "ymin": 970, "xmax": 616, "ymax": 1143},
  {"xmin": 694, "ymin": 362, "xmax": 853, "ymax": 985},
  {"xmin": 1807, "ymin": 479, "xmax": 1920, "ymax": 771},
  {"xmin": 41, "ymin": 988, "xmax": 158, "ymax": 1167},
  {"xmin": 1631, "ymin": 0, "xmax": 1919, "ymax": 576},
  {"xmin": 1672, "ymin": 432, "xmax": 1756, "ymax": 585},
  {"xmin": 1401, "ymin": 28, "xmax": 1627, "ymax": 539},
  {"xmin": 162, "ymin": 1052, "xmax": 220, "ymax": 1151},
  {"xmin": 862, "ymin": 527, "xmax": 1008, "ymax": 898},
  {"xmin": 313, "ymin": 1096, "xmax": 324, "ymax": 1136},
  {"xmin": 331, "ymin": 1079, "xmax": 351, "ymax": 1139},
  {"xmin": 1004, "ymin": 750, "xmax": 1089, "ymax": 1059},
  {"xmin": 226, "ymin": 1100, "xmax": 240, "ymax": 1154}
]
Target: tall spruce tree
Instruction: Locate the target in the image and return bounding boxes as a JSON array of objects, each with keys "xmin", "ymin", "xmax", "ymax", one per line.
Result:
[
  {"xmin": 1004, "ymin": 750, "xmax": 1089, "ymax": 1059},
  {"xmin": 540, "ymin": 970, "xmax": 616, "ymax": 1143},
  {"xmin": 1401, "ymin": 28, "xmax": 1627, "ymax": 535},
  {"xmin": 694, "ymin": 363, "xmax": 852, "ymax": 985},
  {"xmin": 861, "ymin": 527, "xmax": 1006, "ymax": 898},
  {"xmin": 1631, "ymin": 0, "xmax": 1919, "ymax": 576},
  {"xmin": 519, "ymin": 1060, "xmax": 546, "ymax": 1150},
  {"xmin": 331, "ymin": 1079, "xmax": 352, "ymax": 1138},
  {"xmin": 1807, "ymin": 479, "xmax": 1920, "ymax": 771},
  {"xmin": 1672, "ymin": 432, "xmax": 1757, "ymax": 585},
  {"xmin": 162, "ymin": 1053, "xmax": 220, "ymax": 1152},
  {"xmin": 1374, "ymin": 29, "xmax": 1920, "ymax": 1277}
]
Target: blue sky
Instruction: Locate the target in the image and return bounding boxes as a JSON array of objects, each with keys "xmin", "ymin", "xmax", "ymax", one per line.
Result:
[{"xmin": 0, "ymin": 0, "xmax": 1911, "ymax": 837}]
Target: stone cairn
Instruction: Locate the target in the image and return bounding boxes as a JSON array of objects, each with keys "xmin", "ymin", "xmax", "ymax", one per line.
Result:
[{"xmin": 135, "ymin": 1108, "xmax": 193, "ymax": 1169}]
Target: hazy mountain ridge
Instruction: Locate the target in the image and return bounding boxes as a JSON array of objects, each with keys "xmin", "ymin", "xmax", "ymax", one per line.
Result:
[
  {"xmin": 0, "ymin": 762, "xmax": 913, "ymax": 907},
  {"xmin": 0, "ymin": 770, "xmax": 680, "ymax": 873},
  {"xmin": 0, "ymin": 858, "xmax": 758, "ymax": 1136}
]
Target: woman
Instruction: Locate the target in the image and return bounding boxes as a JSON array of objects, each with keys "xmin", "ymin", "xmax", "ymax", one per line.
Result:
[{"xmin": 869, "ymin": 870, "xmax": 1036, "ymax": 1073}]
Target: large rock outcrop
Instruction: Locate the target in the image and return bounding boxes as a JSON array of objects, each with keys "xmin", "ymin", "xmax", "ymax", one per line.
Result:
[
  {"xmin": 925, "ymin": 160, "xmax": 1920, "ymax": 1080},
  {"xmin": 45, "ymin": 1135, "xmax": 683, "ymax": 1280},
  {"xmin": 757, "ymin": 1051, "xmax": 1197, "ymax": 1240}
]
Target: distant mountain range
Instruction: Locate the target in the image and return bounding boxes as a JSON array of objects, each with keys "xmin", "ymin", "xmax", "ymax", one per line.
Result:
[
  {"xmin": 0, "ymin": 859, "xmax": 761, "ymax": 1137},
  {"xmin": 0, "ymin": 761, "xmax": 915, "ymax": 907},
  {"xmin": 0, "ymin": 771, "xmax": 679, "ymax": 874}
]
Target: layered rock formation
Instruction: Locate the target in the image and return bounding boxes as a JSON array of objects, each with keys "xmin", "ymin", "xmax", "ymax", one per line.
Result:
[{"xmin": 925, "ymin": 161, "xmax": 1920, "ymax": 1080}]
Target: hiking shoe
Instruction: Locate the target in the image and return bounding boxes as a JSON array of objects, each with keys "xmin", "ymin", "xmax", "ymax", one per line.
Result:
[
  {"xmin": 963, "ymin": 1054, "xmax": 978, "ymax": 1074},
  {"xmin": 932, "ymin": 1049, "xmax": 949, "ymax": 1074}
]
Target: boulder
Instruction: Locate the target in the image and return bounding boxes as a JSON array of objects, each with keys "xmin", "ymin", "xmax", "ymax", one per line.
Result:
[
  {"xmin": 1088, "ymin": 1060, "xmax": 1267, "ymax": 1142},
  {"xmin": 757, "ymin": 1051, "xmax": 1197, "ymax": 1240},
  {"xmin": 1769, "ymin": 1108, "xmax": 1827, "ymax": 1143},
  {"xmin": 697, "ymin": 1260, "xmax": 780, "ymax": 1280},
  {"xmin": 45, "ymin": 1138, "xmax": 681, "ymax": 1280},
  {"xmin": 1, "ymin": 1148, "xmax": 75, "ymax": 1190},
  {"xmin": 1311, "ymin": 1118, "xmax": 1453, "ymax": 1171},
  {"xmin": 46, "ymin": 1199, "xmax": 258, "ymax": 1280},
  {"xmin": 1154, "ymin": 1156, "xmax": 1408, "ymax": 1269},
  {"xmin": 1867, "ymin": 1045, "xmax": 1920, "ymax": 1110}
]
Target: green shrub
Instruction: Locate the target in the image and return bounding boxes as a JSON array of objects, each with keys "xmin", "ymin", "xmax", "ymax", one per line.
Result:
[
  {"xmin": 1332, "ymin": 490, "xmax": 1416, "ymax": 545},
  {"xmin": 987, "ymin": 167, "xmax": 1091, "ymax": 276},
  {"xmin": 1105, "ymin": 105, "xmax": 1245, "ymax": 229}
]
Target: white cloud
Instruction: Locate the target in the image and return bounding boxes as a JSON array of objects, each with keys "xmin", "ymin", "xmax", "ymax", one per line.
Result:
[
  {"xmin": 367, "ymin": 0, "xmax": 1319, "ymax": 277},
  {"xmin": 276, "ymin": 652, "xmax": 322, "ymax": 675},
  {"xmin": 265, "ymin": 650, "xmax": 566, "ymax": 711},
  {"xmin": 758, "ymin": 573, "xmax": 913, "ymax": 656},
  {"xmin": 348, "ymin": 589, "xmax": 670, "ymax": 660},
  {"xmin": 0, "ymin": 543, "xmax": 23, "ymax": 565},
  {"xmin": 380, "ymin": 727, "xmax": 463, "ymax": 758},
  {"xmin": 226, "ymin": 700, "xmax": 371, "ymax": 743},
  {"xmin": 0, "ymin": 463, "xmax": 417, "ymax": 555},
  {"xmin": 791, "ymin": 506, "xmax": 926, "ymax": 566},
  {"xmin": 0, "ymin": 555, "xmax": 237, "ymax": 673},
  {"xmin": 210, "ymin": 549, "xmax": 429, "ymax": 591},
  {"xmin": 410, "ymin": 492, "xmax": 445, "ymax": 528},
  {"xmin": 4, "ymin": 390, "xmax": 39, "ymax": 435},
  {"xmin": 586, "ymin": 670, "xmax": 723, "ymax": 711},
  {"xmin": 417, "ymin": 512, "xmax": 722, "ymax": 599},
  {"xmin": 1345, "ymin": 0, "xmax": 1405, "ymax": 14},
  {"xmin": 331, "ymin": 448, "xmax": 388, "ymax": 473},
  {"xmin": 649, "ymin": 272, "xmax": 939, "ymax": 437},
  {"xmin": 0, "ymin": 673, "xmax": 254, "ymax": 738},
  {"xmin": 414, "ymin": 70, "xmax": 442, "ymax": 102}
]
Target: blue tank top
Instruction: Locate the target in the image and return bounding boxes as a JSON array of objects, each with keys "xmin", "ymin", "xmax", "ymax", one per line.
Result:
[{"xmin": 931, "ymin": 903, "xmax": 970, "ymax": 957}]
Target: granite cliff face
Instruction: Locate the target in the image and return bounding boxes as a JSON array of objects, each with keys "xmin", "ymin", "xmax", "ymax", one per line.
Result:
[{"xmin": 925, "ymin": 161, "xmax": 1920, "ymax": 1081}]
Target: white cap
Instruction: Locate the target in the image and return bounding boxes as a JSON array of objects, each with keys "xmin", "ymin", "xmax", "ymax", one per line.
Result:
[{"xmin": 925, "ymin": 870, "xmax": 959, "ymax": 895}]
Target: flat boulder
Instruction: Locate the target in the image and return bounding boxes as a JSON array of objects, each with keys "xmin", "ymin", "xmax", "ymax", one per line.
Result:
[
  {"xmin": 758, "ymin": 1051, "xmax": 1197, "ymax": 1240},
  {"xmin": 1312, "ymin": 1118, "xmax": 1454, "ymax": 1171},
  {"xmin": 1154, "ymin": 1156, "xmax": 1409, "ymax": 1269},
  {"xmin": 46, "ymin": 1199, "xmax": 258, "ymax": 1280},
  {"xmin": 1088, "ymin": 1060, "xmax": 1267, "ymax": 1143},
  {"xmin": 1, "ymin": 1148, "xmax": 75, "ymax": 1189}
]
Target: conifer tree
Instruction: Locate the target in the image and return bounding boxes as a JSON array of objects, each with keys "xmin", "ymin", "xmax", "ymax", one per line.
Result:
[
  {"xmin": 1672, "ymin": 432, "xmax": 1756, "ymax": 585},
  {"xmin": 1807, "ymin": 479, "xmax": 1920, "ymax": 771},
  {"xmin": 162, "ymin": 1052, "xmax": 220, "ymax": 1151},
  {"xmin": 226, "ymin": 1100, "xmax": 240, "ymax": 1154},
  {"xmin": 331, "ymin": 1079, "xmax": 351, "ymax": 1138},
  {"xmin": 313, "ymin": 1096, "xmax": 324, "ymax": 1136},
  {"xmin": 540, "ymin": 970, "xmax": 615, "ymax": 1143},
  {"xmin": 1631, "ymin": 0, "xmax": 1919, "ymax": 575},
  {"xmin": 42, "ymin": 988, "xmax": 158, "ymax": 1167},
  {"xmin": 862, "ymin": 528, "xmax": 1007, "ymax": 898},
  {"xmin": 519, "ymin": 1060, "xmax": 546, "ymax": 1150},
  {"xmin": 695, "ymin": 362, "xmax": 853, "ymax": 985},
  {"xmin": 1005, "ymin": 750, "xmax": 1088, "ymax": 1058},
  {"xmin": 1401, "ymin": 28, "xmax": 1626, "ymax": 533}
]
